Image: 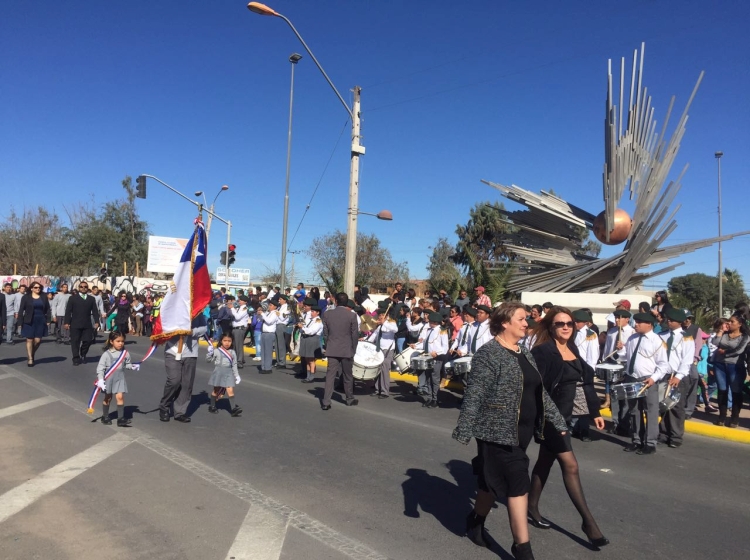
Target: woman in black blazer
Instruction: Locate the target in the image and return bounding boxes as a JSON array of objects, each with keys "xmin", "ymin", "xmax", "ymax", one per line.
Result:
[
  {"xmin": 19, "ymin": 281, "xmax": 51, "ymax": 366},
  {"xmin": 528, "ymin": 306, "xmax": 609, "ymax": 549}
]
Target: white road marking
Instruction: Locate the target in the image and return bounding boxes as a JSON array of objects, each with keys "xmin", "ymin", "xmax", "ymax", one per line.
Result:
[
  {"xmin": 225, "ymin": 503, "xmax": 289, "ymax": 560},
  {"xmin": 0, "ymin": 372, "xmax": 17, "ymax": 381},
  {"xmin": 0, "ymin": 396, "xmax": 57, "ymax": 420},
  {"xmin": 0, "ymin": 433, "xmax": 133, "ymax": 524}
]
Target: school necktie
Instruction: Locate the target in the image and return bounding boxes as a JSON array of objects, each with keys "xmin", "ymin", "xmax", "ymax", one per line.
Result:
[
  {"xmin": 460, "ymin": 325, "xmax": 469, "ymax": 346},
  {"xmin": 667, "ymin": 332, "xmax": 674, "ymax": 358},
  {"xmin": 423, "ymin": 329, "xmax": 433, "ymax": 352},
  {"xmin": 471, "ymin": 324, "xmax": 481, "ymax": 354},
  {"xmin": 628, "ymin": 334, "xmax": 644, "ymax": 375},
  {"xmin": 376, "ymin": 327, "xmax": 383, "ymax": 351}
]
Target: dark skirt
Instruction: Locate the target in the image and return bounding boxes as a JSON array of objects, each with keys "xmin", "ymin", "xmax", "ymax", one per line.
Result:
[
  {"xmin": 22, "ymin": 313, "xmax": 48, "ymax": 339},
  {"xmin": 299, "ymin": 334, "xmax": 322, "ymax": 359},
  {"xmin": 539, "ymin": 421, "xmax": 574, "ymax": 454},
  {"xmin": 473, "ymin": 439, "xmax": 530, "ymax": 498}
]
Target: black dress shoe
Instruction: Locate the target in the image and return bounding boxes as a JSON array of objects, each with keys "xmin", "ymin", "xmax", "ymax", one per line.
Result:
[
  {"xmin": 101, "ymin": 415, "xmax": 112, "ymax": 425},
  {"xmin": 159, "ymin": 412, "xmax": 170, "ymax": 422},
  {"xmin": 528, "ymin": 513, "xmax": 551, "ymax": 529},
  {"xmin": 582, "ymin": 524, "xmax": 610, "ymax": 548},
  {"xmin": 636, "ymin": 445, "xmax": 655, "ymax": 455},
  {"xmin": 230, "ymin": 405, "xmax": 243, "ymax": 417},
  {"xmin": 321, "ymin": 404, "xmax": 331, "ymax": 411},
  {"xmin": 667, "ymin": 441, "xmax": 682, "ymax": 448},
  {"xmin": 346, "ymin": 399, "xmax": 359, "ymax": 406},
  {"xmin": 301, "ymin": 379, "xmax": 315, "ymax": 384},
  {"xmin": 623, "ymin": 443, "xmax": 640, "ymax": 452},
  {"xmin": 428, "ymin": 400, "xmax": 439, "ymax": 408},
  {"xmin": 174, "ymin": 414, "xmax": 191, "ymax": 423},
  {"xmin": 378, "ymin": 394, "xmax": 389, "ymax": 399},
  {"xmin": 208, "ymin": 405, "xmax": 219, "ymax": 414},
  {"xmin": 72, "ymin": 358, "xmax": 81, "ymax": 366},
  {"xmin": 117, "ymin": 417, "xmax": 131, "ymax": 427}
]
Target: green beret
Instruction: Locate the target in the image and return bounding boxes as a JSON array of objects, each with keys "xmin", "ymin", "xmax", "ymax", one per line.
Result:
[
  {"xmin": 428, "ymin": 312, "xmax": 443, "ymax": 323},
  {"xmin": 633, "ymin": 312, "xmax": 656, "ymax": 324},
  {"xmin": 613, "ymin": 309, "xmax": 631, "ymax": 319},
  {"xmin": 377, "ymin": 300, "xmax": 390, "ymax": 309},
  {"xmin": 665, "ymin": 307, "xmax": 687, "ymax": 323},
  {"xmin": 346, "ymin": 299, "xmax": 356, "ymax": 308},
  {"xmin": 303, "ymin": 297, "xmax": 317, "ymax": 306},
  {"xmin": 310, "ymin": 305, "xmax": 321, "ymax": 312},
  {"xmin": 476, "ymin": 305, "xmax": 492, "ymax": 314},
  {"xmin": 464, "ymin": 307, "xmax": 478, "ymax": 318},
  {"xmin": 572, "ymin": 309, "xmax": 591, "ymax": 322},
  {"xmin": 277, "ymin": 294, "xmax": 289, "ymax": 301}
]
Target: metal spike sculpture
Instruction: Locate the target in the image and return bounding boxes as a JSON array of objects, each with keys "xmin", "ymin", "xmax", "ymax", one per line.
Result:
[{"xmin": 483, "ymin": 43, "xmax": 749, "ymax": 294}]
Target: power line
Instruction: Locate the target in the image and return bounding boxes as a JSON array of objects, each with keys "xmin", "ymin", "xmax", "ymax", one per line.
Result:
[{"xmin": 287, "ymin": 118, "xmax": 349, "ymax": 251}]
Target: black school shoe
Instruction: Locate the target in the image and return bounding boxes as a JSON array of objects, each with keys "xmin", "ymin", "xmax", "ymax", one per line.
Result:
[
  {"xmin": 208, "ymin": 405, "xmax": 219, "ymax": 414},
  {"xmin": 230, "ymin": 405, "xmax": 243, "ymax": 417},
  {"xmin": 101, "ymin": 415, "xmax": 112, "ymax": 425},
  {"xmin": 174, "ymin": 415, "xmax": 191, "ymax": 423},
  {"xmin": 636, "ymin": 445, "xmax": 655, "ymax": 455},
  {"xmin": 117, "ymin": 417, "xmax": 131, "ymax": 427}
]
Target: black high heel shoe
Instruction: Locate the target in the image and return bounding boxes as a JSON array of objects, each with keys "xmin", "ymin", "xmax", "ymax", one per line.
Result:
[
  {"xmin": 582, "ymin": 524, "xmax": 610, "ymax": 547},
  {"xmin": 527, "ymin": 512, "xmax": 551, "ymax": 529}
]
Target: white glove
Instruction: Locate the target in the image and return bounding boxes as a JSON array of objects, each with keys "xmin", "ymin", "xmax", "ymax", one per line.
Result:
[
  {"xmin": 96, "ymin": 379, "xmax": 106, "ymax": 391},
  {"xmin": 130, "ymin": 363, "xmax": 140, "ymax": 371},
  {"xmin": 235, "ymin": 375, "xmax": 241, "ymax": 385},
  {"xmin": 207, "ymin": 345, "xmax": 215, "ymax": 356}
]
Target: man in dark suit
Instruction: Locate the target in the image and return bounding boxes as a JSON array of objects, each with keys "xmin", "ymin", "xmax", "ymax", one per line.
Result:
[
  {"xmin": 321, "ymin": 292, "xmax": 359, "ymax": 410},
  {"xmin": 64, "ymin": 281, "xmax": 100, "ymax": 365}
]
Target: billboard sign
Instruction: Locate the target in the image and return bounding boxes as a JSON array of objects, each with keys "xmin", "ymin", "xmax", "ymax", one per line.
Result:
[
  {"xmin": 216, "ymin": 266, "xmax": 251, "ymax": 286},
  {"xmin": 146, "ymin": 236, "xmax": 189, "ymax": 274}
]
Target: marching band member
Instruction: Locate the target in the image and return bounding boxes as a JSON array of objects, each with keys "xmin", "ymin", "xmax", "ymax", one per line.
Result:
[
  {"xmin": 365, "ymin": 305, "xmax": 398, "ymax": 398},
  {"xmin": 459, "ymin": 305, "xmax": 492, "ymax": 357},
  {"xmin": 298, "ymin": 305, "xmax": 324, "ymax": 383},
  {"xmin": 421, "ymin": 312, "xmax": 449, "ymax": 408},
  {"xmin": 572, "ymin": 309, "xmax": 600, "ymax": 441},
  {"xmin": 601, "ymin": 309, "xmax": 634, "ymax": 432},
  {"xmin": 450, "ymin": 307, "xmax": 478, "ymax": 356},
  {"xmin": 407, "ymin": 307, "xmax": 429, "ymax": 394},
  {"xmin": 658, "ymin": 308, "xmax": 693, "ymax": 448},
  {"xmin": 622, "ymin": 313, "xmax": 670, "ymax": 455},
  {"xmin": 231, "ymin": 295, "xmax": 250, "ymax": 369},
  {"xmin": 274, "ymin": 294, "xmax": 290, "ymax": 368},
  {"xmin": 259, "ymin": 299, "xmax": 280, "ymax": 374}
]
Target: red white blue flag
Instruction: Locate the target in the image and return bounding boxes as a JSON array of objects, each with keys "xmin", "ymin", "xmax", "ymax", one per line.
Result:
[{"xmin": 150, "ymin": 221, "xmax": 212, "ymax": 343}]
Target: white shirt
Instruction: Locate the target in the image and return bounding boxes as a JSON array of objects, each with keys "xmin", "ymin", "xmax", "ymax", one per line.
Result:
[
  {"xmin": 623, "ymin": 330, "xmax": 670, "ymax": 382},
  {"xmin": 603, "ymin": 324, "xmax": 634, "ymax": 363},
  {"xmin": 301, "ymin": 315, "xmax": 323, "ymax": 336},
  {"xmin": 406, "ymin": 317, "xmax": 427, "ymax": 340},
  {"xmin": 366, "ymin": 319, "xmax": 397, "ymax": 351},
  {"xmin": 450, "ymin": 323, "xmax": 472, "ymax": 353},
  {"xmin": 575, "ymin": 328, "xmax": 600, "ymax": 370},
  {"xmin": 460, "ymin": 320, "xmax": 492, "ymax": 355},
  {"xmin": 261, "ymin": 311, "xmax": 280, "ymax": 332},
  {"xmin": 4, "ymin": 292, "xmax": 18, "ymax": 315},
  {"xmin": 420, "ymin": 325, "xmax": 449, "ymax": 355},
  {"xmin": 659, "ymin": 328, "xmax": 693, "ymax": 380},
  {"xmin": 277, "ymin": 303, "xmax": 290, "ymax": 325},
  {"xmin": 232, "ymin": 305, "xmax": 249, "ymax": 328}
]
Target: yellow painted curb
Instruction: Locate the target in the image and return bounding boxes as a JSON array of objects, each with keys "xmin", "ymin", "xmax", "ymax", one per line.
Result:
[{"xmin": 599, "ymin": 407, "xmax": 750, "ymax": 444}]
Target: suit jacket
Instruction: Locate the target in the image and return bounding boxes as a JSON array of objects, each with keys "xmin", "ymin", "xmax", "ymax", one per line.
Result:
[
  {"xmin": 322, "ymin": 307, "xmax": 358, "ymax": 358},
  {"xmin": 19, "ymin": 294, "xmax": 51, "ymax": 325},
  {"xmin": 530, "ymin": 340, "xmax": 602, "ymax": 421},
  {"xmin": 0, "ymin": 296, "xmax": 5, "ymax": 328},
  {"xmin": 64, "ymin": 294, "xmax": 99, "ymax": 329}
]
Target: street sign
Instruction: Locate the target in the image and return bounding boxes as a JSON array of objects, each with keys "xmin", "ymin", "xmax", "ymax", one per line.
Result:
[{"xmin": 215, "ymin": 267, "xmax": 251, "ymax": 286}]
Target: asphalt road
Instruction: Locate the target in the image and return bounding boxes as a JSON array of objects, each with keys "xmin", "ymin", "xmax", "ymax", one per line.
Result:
[{"xmin": 0, "ymin": 336, "xmax": 748, "ymax": 560}]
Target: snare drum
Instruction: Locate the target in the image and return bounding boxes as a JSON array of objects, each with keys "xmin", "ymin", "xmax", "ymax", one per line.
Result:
[
  {"xmin": 453, "ymin": 356, "xmax": 472, "ymax": 375},
  {"xmin": 411, "ymin": 355, "xmax": 435, "ymax": 371},
  {"xmin": 658, "ymin": 384, "xmax": 682, "ymax": 414},
  {"xmin": 595, "ymin": 363, "xmax": 624, "ymax": 383},
  {"xmin": 612, "ymin": 381, "xmax": 647, "ymax": 400},
  {"xmin": 394, "ymin": 347, "xmax": 419, "ymax": 373},
  {"xmin": 353, "ymin": 341, "xmax": 384, "ymax": 381}
]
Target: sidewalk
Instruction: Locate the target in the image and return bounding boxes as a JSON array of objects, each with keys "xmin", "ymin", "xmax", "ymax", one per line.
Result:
[{"xmin": 220, "ymin": 340, "xmax": 750, "ymax": 445}]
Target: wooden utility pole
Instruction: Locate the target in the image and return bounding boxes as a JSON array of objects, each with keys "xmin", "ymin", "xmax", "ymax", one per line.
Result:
[
  {"xmin": 34, "ymin": 264, "xmax": 39, "ymax": 275},
  {"xmin": 123, "ymin": 261, "xmax": 127, "ymax": 276},
  {"xmin": 136, "ymin": 262, "xmax": 140, "ymax": 277}
]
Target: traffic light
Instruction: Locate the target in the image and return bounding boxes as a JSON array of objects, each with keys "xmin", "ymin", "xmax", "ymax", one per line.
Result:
[
  {"xmin": 228, "ymin": 244, "xmax": 236, "ymax": 266},
  {"xmin": 135, "ymin": 175, "xmax": 147, "ymax": 199},
  {"xmin": 220, "ymin": 251, "xmax": 227, "ymax": 266},
  {"xmin": 105, "ymin": 248, "xmax": 113, "ymax": 263},
  {"xmin": 99, "ymin": 267, "xmax": 108, "ymax": 283}
]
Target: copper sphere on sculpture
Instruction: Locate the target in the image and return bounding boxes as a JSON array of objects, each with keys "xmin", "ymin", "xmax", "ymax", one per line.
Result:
[{"xmin": 593, "ymin": 208, "xmax": 632, "ymax": 245}]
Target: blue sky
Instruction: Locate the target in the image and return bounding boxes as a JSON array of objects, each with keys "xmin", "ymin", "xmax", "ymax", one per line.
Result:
[{"xmin": 2, "ymin": 0, "xmax": 748, "ymax": 291}]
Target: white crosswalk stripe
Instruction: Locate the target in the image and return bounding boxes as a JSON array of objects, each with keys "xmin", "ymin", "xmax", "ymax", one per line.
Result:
[
  {"xmin": 225, "ymin": 503, "xmax": 289, "ymax": 560},
  {"xmin": 0, "ymin": 396, "xmax": 57, "ymax": 420},
  {"xmin": 0, "ymin": 433, "xmax": 133, "ymax": 524}
]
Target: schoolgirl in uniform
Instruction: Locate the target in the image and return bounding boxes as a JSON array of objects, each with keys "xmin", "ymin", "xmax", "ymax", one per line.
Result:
[
  {"xmin": 207, "ymin": 333, "xmax": 242, "ymax": 417},
  {"xmin": 97, "ymin": 331, "xmax": 140, "ymax": 426}
]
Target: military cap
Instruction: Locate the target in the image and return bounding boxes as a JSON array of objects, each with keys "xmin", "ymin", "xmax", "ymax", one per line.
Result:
[
  {"xmin": 613, "ymin": 309, "xmax": 632, "ymax": 319},
  {"xmin": 665, "ymin": 307, "xmax": 687, "ymax": 323},
  {"xmin": 633, "ymin": 312, "xmax": 656, "ymax": 324},
  {"xmin": 572, "ymin": 309, "xmax": 592, "ymax": 323}
]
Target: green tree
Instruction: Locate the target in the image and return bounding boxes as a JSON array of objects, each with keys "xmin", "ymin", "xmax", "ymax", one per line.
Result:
[
  {"xmin": 668, "ymin": 270, "xmax": 748, "ymax": 326},
  {"xmin": 0, "ymin": 207, "xmax": 64, "ymax": 274},
  {"xmin": 427, "ymin": 237, "xmax": 464, "ymax": 296},
  {"xmin": 308, "ymin": 230, "xmax": 409, "ymax": 294}
]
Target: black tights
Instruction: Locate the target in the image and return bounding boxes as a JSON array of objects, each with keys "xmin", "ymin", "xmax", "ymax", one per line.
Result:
[{"xmin": 528, "ymin": 446, "xmax": 603, "ymax": 539}]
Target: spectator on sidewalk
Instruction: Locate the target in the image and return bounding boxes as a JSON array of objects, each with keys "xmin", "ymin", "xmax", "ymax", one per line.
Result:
[
  {"xmin": 3, "ymin": 283, "xmax": 19, "ymax": 345},
  {"xmin": 51, "ymin": 283, "xmax": 71, "ymax": 344}
]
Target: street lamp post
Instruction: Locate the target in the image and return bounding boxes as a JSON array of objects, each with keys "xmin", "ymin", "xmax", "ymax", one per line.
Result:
[
  {"xmin": 280, "ymin": 53, "xmax": 303, "ymax": 293},
  {"xmin": 715, "ymin": 151, "xmax": 724, "ymax": 318},
  {"xmin": 194, "ymin": 185, "xmax": 229, "ymax": 241},
  {"xmin": 247, "ymin": 2, "xmax": 365, "ymax": 297},
  {"xmin": 142, "ymin": 174, "xmax": 232, "ymax": 292}
]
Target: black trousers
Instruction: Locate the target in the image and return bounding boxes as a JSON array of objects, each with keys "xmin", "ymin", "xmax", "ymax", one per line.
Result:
[{"xmin": 70, "ymin": 327, "xmax": 94, "ymax": 360}]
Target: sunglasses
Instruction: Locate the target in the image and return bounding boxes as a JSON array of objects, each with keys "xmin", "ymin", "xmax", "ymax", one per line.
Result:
[
  {"xmin": 553, "ymin": 321, "xmax": 575, "ymax": 329},
  {"xmin": 31, "ymin": 286, "xmax": 42, "ymax": 290}
]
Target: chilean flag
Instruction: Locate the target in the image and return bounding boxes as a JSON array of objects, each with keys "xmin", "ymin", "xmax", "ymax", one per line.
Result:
[{"xmin": 150, "ymin": 221, "xmax": 212, "ymax": 343}]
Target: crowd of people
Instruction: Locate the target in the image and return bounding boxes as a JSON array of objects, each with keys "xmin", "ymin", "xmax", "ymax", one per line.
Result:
[{"xmin": 2, "ymin": 279, "xmax": 748, "ymax": 559}]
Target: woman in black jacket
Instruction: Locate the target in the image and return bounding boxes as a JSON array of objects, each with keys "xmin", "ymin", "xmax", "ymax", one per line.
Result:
[
  {"xmin": 19, "ymin": 282, "xmax": 51, "ymax": 366},
  {"xmin": 528, "ymin": 306, "xmax": 609, "ymax": 548},
  {"xmin": 113, "ymin": 291, "xmax": 132, "ymax": 334}
]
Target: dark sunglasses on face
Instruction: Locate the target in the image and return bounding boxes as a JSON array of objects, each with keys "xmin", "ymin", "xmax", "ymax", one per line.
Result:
[{"xmin": 554, "ymin": 321, "xmax": 575, "ymax": 329}]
